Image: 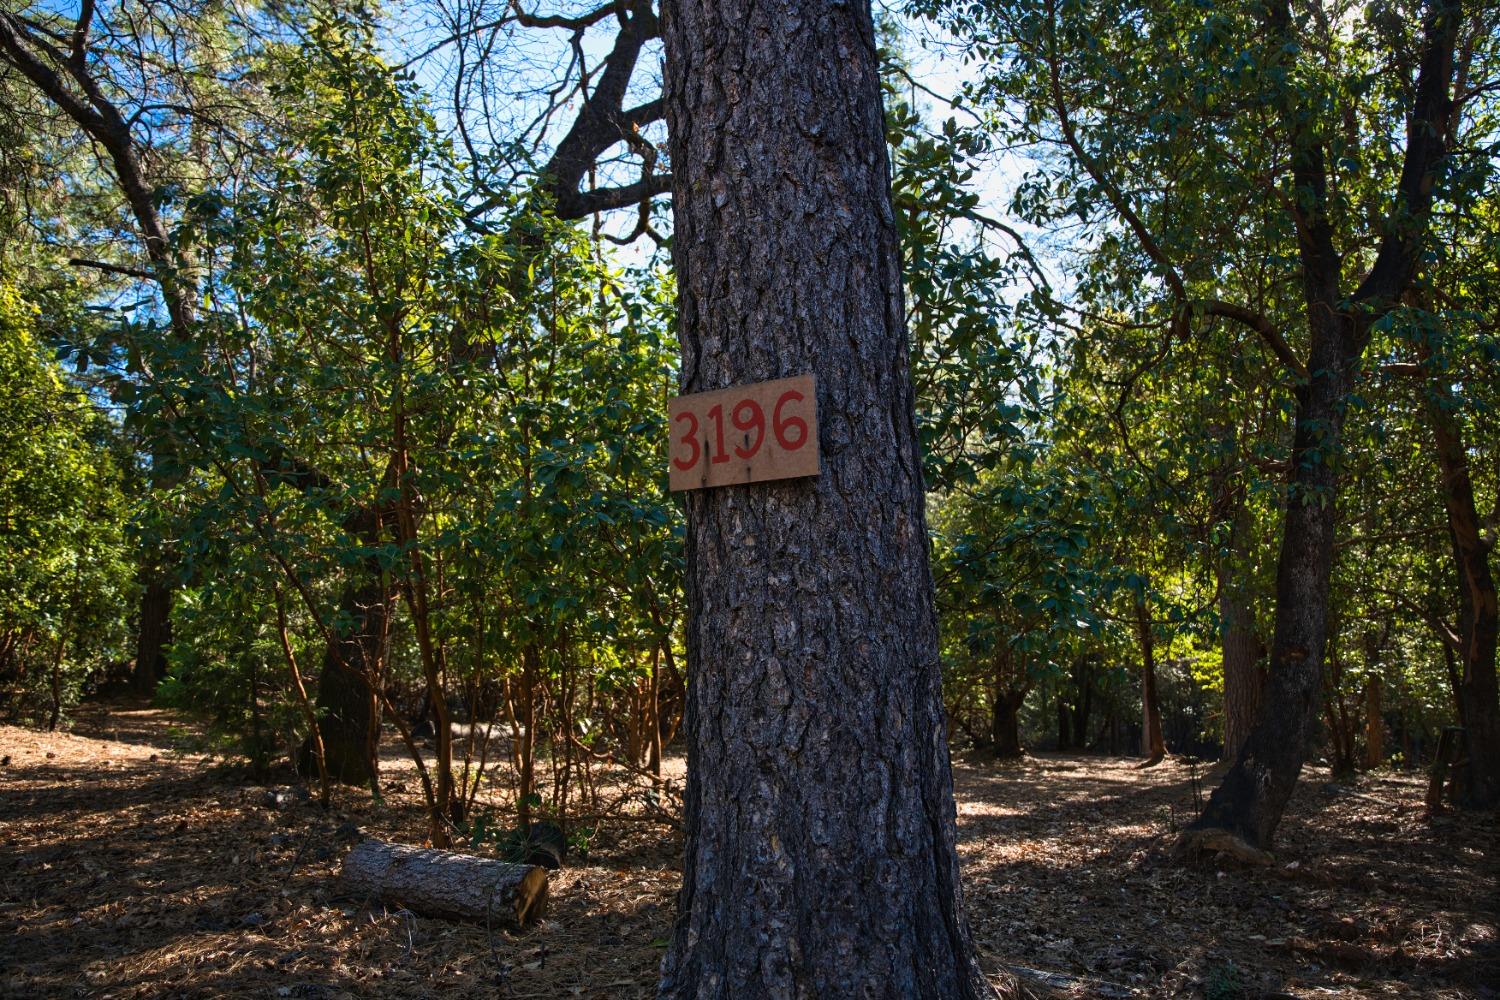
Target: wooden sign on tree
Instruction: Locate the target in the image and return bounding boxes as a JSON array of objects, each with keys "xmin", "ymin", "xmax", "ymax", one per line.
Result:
[{"xmin": 667, "ymin": 374, "xmax": 819, "ymax": 491}]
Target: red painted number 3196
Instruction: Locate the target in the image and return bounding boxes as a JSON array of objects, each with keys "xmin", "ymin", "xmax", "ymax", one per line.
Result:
[{"xmin": 666, "ymin": 374, "xmax": 820, "ymax": 492}]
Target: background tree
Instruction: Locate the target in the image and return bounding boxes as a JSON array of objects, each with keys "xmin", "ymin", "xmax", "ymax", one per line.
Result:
[{"xmin": 916, "ymin": 0, "xmax": 1483, "ymax": 850}]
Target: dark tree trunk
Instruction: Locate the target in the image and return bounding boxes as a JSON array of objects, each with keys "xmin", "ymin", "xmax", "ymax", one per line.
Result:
[
  {"xmin": 657, "ymin": 2, "xmax": 991, "ymax": 997},
  {"xmin": 1323, "ymin": 641, "xmax": 1360, "ymax": 782},
  {"xmin": 1363, "ymin": 676, "xmax": 1384, "ymax": 770},
  {"xmin": 1136, "ymin": 596, "xmax": 1165, "ymax": 765},
  {"xmin": 1186, "ymin": 0, "xmax": 1458, "ymax": 853},
  {"xmin": 1190, "ymin": 318, "xmax": 1354, "ymax": 846},
  {"xmin": 1216, "ymin": 499, "xmax": 1264, "ymax": 761},
  {"xmin": 1071, "ymin": 655, "xmax": 1094, "ymax": 749},
  {"xmin": 1056, "ymin": 690, "xmax": 1072, "ymax": 750},
  {"xmin": 1219, "ymin": 584, "xmax": 1263, "ymax": 762},
  {"xmin": 131, "ymin": 570, "xmax": 173, "ymax": 695},
  {"xmin": 992, "ymin": 690, "xmax": 1026, "ymax": 760},
  {"xmin": 1427, "ymin": 379, "xmax": 1500, "ymax": 806},
  {"xmin": 299, "ymin": 573, "xmax": 393, "ymax": 786}
]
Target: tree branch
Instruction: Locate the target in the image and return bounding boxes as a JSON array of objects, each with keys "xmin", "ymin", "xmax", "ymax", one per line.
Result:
[
  {"xmin": 1352, "ymin": 0, "xmax": 1461, "ymax": 309},
  {"xmin": 1369, "ymin": 586, "xmax": 1461, "ymax": 652},
  {"xmin": 69, "ymin": 0, "xmax": 94, "ymax": 69},
  {"xmin": 1042, "ymin": 0, "xmax": 1186, "ymax": 303},
  {"xmin": 0, "ymin": 12, "xmax": 193, "ymax": 336},
  {"xmin": 397, "ymin": 1, "xmax": 622, "ymax": 69},
  {"xmin": 68, "ymin": 257, "xmax": 155, "ymax": 281},
  {"xmin": 1196, "ymin": 300, "xmax": 1308, "ymax": 380}
]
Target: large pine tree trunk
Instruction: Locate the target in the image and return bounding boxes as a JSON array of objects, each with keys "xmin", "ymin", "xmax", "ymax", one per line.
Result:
[{"xmin": 657, "ymin": 2, "xmax": 992, "ymax": 996}]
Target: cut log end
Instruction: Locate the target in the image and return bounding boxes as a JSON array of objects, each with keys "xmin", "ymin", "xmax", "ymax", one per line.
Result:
[
  {"xmin": 339, "ymin": 839, "xmax": 549, "ymax": 927},
  {"xmin": 1173, "ymin": 827, "xmax": 1275, "ymax": 867}
]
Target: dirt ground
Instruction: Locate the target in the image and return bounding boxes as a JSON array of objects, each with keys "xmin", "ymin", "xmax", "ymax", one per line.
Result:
[{"xmin": 1, "ymin": 703, "xmax": 1495, "ymax": 999}]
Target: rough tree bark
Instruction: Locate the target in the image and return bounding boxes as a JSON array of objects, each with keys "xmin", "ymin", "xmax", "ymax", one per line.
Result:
[
  {"xmin": 656, "ymin": 2, "xmax": 993, "ymax": 997},
  {"xmin": 339, "ymin": 840, "xmax": 547, "ymax": 926},
  {"xmin": 1183, "ymin": 0, "xmax": 1459, "ymax": 853}
]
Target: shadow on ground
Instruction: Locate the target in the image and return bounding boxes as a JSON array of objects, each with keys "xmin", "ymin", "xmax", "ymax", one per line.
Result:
[{"xmin": 2, "ymin": 707, "xmax": 1495, "ymax": 998}]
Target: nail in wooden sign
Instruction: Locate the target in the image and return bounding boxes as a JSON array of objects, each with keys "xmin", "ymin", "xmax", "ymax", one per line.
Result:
[{"xmin": 668, "ymin": 374, "xmax": 820, "ymax": 491}]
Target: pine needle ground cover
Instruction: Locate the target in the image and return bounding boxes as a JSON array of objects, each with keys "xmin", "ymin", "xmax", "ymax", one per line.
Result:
[{"xmin": 1, "ymin": 705, "xmax": 1494, "ymax": 999}]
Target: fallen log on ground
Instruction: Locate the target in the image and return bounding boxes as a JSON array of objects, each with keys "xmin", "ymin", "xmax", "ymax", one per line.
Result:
[{"xmin": 339, "ymin": 839, "xmax": 548, "ymax": 927}]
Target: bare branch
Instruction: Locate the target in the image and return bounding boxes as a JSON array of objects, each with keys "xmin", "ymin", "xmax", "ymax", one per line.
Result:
[
  {"xmin": 69, "ymin": 0, "xmax": 95, "ymax": 68},
  {"xmin": 1196, "ymin": 300, "xmax": 1308, "ymax": 380},
  {"xmin": 68, "ymin": 256, "xmax": 155, "ymax": 280}
]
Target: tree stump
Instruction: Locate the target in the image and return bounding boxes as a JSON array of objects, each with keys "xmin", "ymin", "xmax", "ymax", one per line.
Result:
[{"xmin": 339, "ymin": 839, "xmax": 548, "ymax": 927}]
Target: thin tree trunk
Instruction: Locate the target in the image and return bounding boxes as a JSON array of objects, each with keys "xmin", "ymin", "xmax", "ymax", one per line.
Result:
[
  {"xmin": 657, "ymin": 2, "xmax": 992, "ymax": 996},
  {"xmin": 248, "ymin": 636, "xmax": 267, "ymax": 779},
  {"xmin": 1072, "ymin": 656, "xmax": 1094, "ymax": 750},
  {"xmin": 275, "ymin": 587, "xmax": 330, "ymax": 806},
  {"xmin": 648, "ymin": 644, "xmax": 663, "ymax": 776},
  {"xmin": 515, "ymin": 643, "xmax": 539, "ymax": 829},
  {"xmin": 1323, "ymin": 646, "xmax": 1359, "ymax": 782},
  {"xmin": 1363, "ymin": 676, "xmax": 1384, "ymax": 771},
  {"xmin": 1426, "ymin": 375, "xmax": 1500, "ymax": 806},
  {"xmin": 1137, "ymin": 596, "xmax": 1166, "ymax": 766},
  {"xmin": 47, "ymin": 631, "xmax": 66, "ymax": 732}
]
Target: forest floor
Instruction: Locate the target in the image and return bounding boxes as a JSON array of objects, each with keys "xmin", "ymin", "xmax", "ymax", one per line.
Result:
[{"xmin": 1, "ymin": 702, "xmax": 1496, "ymax": 1000}]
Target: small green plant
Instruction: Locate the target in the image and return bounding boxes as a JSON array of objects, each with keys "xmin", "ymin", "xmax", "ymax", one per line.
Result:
[
  {"xmin": 567, "ymin": 825, "xmax": 595, "ymax": 859},
  {"xmin": 1203, "ymin": 960, "xmax": 1245, "ymax": 1000},
  {"xmin": 461, "ymin": 807, "xmax": 569, "ymax": 865}
]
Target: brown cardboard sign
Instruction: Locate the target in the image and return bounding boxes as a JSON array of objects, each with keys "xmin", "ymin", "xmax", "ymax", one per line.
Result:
[{"xmin": 667, "ymin": 374, "xmax": 820, "ymax": 491}]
